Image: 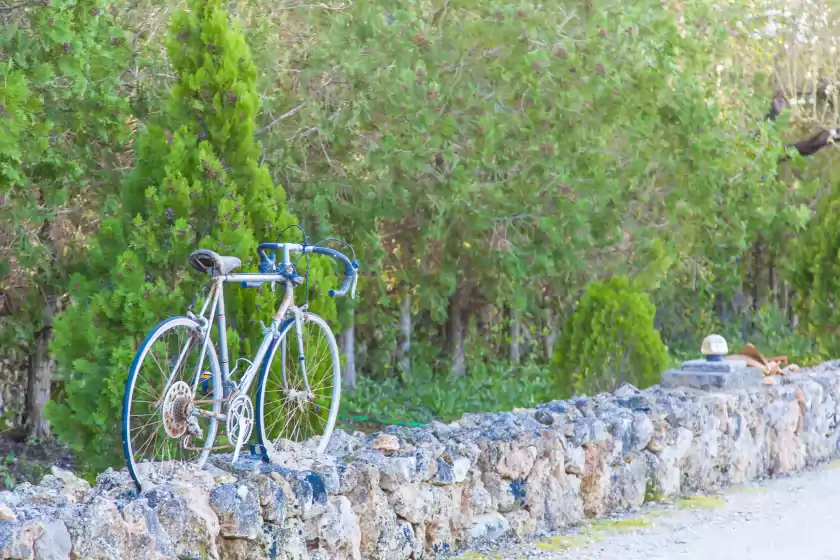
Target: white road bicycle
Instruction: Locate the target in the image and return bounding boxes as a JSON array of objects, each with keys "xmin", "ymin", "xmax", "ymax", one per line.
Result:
[{"xmin": 121, "ymin": 234, "xmax": 358, "ymax": 491}]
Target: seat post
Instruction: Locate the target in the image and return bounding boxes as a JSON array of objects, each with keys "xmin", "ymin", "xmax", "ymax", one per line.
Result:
[{"xmin": 215, "ymin": 278, "xmax": 231, "ymax": 380}]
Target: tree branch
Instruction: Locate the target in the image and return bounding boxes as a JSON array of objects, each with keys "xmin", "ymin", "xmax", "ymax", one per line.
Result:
[
  {"xmin": 256, "ymin": 102, "xmax": 306, "ymax": 134},
  {"xmin": 0, "ymin": 0, "xmax": 41, "ymax": 11},
  {"xmin": 769, "ymin": 94, "xmax": 838, "ymax": 157},
  {"xmin": 788, "ymin": 128, "xmax": 838, "ymax": 157}
]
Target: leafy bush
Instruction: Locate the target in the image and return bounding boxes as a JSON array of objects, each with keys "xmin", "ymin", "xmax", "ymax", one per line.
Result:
[
  {"xmin": 342, "ymin": 361, "xmax": 553, "ymax": 427},
  {"xmin": 731, "ymin": 305, "xmax": 818, "ymax": 367},
  {"xmin": 786, "ymin": 186, "xmax": 840, "ymax": 360},
  {"xmin": 552, "ymin": 276, "xmax": 669, "ymax": 396}
]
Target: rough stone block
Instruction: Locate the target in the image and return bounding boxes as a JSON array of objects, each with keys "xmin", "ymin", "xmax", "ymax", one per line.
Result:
[
  {"xmin": 660, "ymin": 360, "xmax": 764, "ymax": 391},
  {"xmin": 680, "ymin": 359, "xmax": 747, "ymax": 373}
]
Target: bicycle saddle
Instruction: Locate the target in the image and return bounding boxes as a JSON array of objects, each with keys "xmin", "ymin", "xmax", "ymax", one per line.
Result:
[{"xmin": 188, "ymin": 249, "xmax": 242, "ymax": 276}]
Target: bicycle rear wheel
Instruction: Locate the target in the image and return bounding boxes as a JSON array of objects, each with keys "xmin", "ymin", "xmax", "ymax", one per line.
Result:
[
  {"xmin": 256, "ymin": 312, "xmax": 341, "ymax": 454},
  {"xmin": 123, "ymin": 316, "xmax": 222, "ymax": 491}
]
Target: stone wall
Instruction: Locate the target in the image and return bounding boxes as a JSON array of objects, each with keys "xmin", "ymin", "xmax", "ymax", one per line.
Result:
[
  {"xmin": 4, "ymin": 363, "xmax": 840, "ymax": 559},
  {"xmin": 0, "ymin": 350, "xmax": 27, "ymax": 430}
]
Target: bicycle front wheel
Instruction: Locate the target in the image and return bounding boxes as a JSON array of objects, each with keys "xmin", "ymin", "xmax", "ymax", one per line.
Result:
[
  {"xmin": 123, "ymin": 316, "xmax": 222, "ymax": 492},
  {"xmin": 256, "ymin": 312, "xmax": 341, "ymax": 454}
]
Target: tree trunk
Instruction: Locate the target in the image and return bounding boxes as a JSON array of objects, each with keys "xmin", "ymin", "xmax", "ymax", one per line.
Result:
[
  {"xmin": 521, "ymin": 322, "xmax": 534, "ymax": 360},
  {"xmin": 478, "ymin": 304, "xmax": 493, "ymax": 347},
  {"xmin": 544, "ymin": 306, "xmax": 558, "ymax": 360},
  {"xmin": 508, "ymin": 308, "xmax": 521, "ymax": 364},
  {"xmin": 751, "ymin": 238, "xmax": 763, "ymax": 313},
  {"xmin": 341, "ymin": 310, "xmax": 356, "ymax": 391},
  {"xmin": 398, "ymin": 293, "xmax": 411, "ymax": 376},
  {"xmin": 26, "ymin": 301, "xmax": 54, "ymax": 439},
  {"xmin": 448, "ymin": 291, "xmax": 468, "ymax": 377}
]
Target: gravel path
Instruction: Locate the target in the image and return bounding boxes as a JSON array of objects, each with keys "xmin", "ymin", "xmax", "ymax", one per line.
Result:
[{"xmin": 454, "ymin": 460, "xmax": 840, "ymax": 560}]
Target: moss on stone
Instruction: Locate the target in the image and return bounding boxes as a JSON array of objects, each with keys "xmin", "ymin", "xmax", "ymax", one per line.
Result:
[
  {"xmin": 534, "ymin": 514, "xmax": 654, "ymax": 553},
  {"xmin": 645, "ymin": 477, "xmax": 664, "ymax": 502},
  {"xmin": 677, "ymin": 495, "xmax": 725, "ymax": 509},
  {"xmin": 535, "ymin": 535, "xmax": 591, "ymax": 551},
  {"xmin": 729, "ymin": 486, "xmax": 769, "ymax": 493},
  {"xmin": 591, "ymin": 517, "xmax": 653, "ymax": 533}
]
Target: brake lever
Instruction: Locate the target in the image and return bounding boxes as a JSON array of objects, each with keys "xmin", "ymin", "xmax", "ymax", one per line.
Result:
[{"xmin": 351, "ymin": 273, "xmax": 358, "ymax": 299}]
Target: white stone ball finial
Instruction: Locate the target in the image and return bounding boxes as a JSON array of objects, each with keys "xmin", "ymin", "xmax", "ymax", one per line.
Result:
[{"xmin": 701, "ymin": 334, "xmax": 728, "ymax": 361}]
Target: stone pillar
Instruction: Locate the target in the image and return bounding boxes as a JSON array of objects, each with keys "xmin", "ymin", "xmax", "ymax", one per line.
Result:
[{"xmin": 660, "ymin": 334, "xmax": 764, "ymax": 391}]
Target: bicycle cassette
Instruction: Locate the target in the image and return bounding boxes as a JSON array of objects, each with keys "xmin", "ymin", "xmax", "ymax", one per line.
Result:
[{"xmin": 162, "ymin": 381, "xmax": 193, "ymax": 438}]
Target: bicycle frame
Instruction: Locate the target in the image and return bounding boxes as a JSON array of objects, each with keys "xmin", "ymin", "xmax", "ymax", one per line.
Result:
[{"xmin": 179, "ymin": 244, "xmax": 311, "ymax": 423}]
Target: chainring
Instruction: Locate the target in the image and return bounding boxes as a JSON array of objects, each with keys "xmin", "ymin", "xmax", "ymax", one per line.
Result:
[{"xmin": 226, "ymin": 395, "xmax": 254, "ymax": 462}]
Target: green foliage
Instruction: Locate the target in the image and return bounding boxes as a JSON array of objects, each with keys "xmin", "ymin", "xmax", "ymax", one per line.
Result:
[
  {"xmin": 788, "ymin": 185, "xmax": 840, "ymax": 360},
  {"xmin": 0, "ymin": 0, "xmax": 130, "ymax": 348},
  {"xmin": 732, "ymin": 306, "xmax": 817, "ymax": 367},
  {"xmin": 343, "ymin": 361, "xmax": 553, "ymax": 426},
  {"xmin": 0, "ymin": 0, "xmax": 831, "ymax": 469},
  {"xmin": 0, "ymin": 438, "xmax": 73, "ymax": 490},
  {"xmin": 48, "ymin": 0, "xmax": 334, "ymax": 474},
  {"xmin": 552, "ymin": 276, "xmax": 669, "ymax": 396},
  {"xmin": 246, "ymin": 0, "xmax": 806, "ymax": 376}
]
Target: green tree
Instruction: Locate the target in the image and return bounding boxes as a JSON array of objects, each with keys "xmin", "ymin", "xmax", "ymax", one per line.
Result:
[
  {"xmin": 48, "ymin": 0, "xmax": 335, "ymax": 474},
  {"xmin": 788, "ymin": 185, "xmax": 840, "ymax": 359},
  {"xmin": 252, "ymin": 0, "xmax": 781, "ymax": 378},
  {"xmin": 0, "ymin": 0, "xmax": 130, "ymax": 438},
  {"xmin": 552, "ymin": 276, "xmax": 669, "ymax": 396}
]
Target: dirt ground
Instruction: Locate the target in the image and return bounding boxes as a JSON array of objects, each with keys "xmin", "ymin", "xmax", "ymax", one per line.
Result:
[{"xmin": 0, "ymin": 431, "xmax": 75, "ymax": 490}]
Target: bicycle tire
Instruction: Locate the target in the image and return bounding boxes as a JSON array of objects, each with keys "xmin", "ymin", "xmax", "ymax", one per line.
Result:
[
  {"xmin": 255, "ymin": 312, "xmax": 341, "ymax": 454},
  {"xmin": 122, "ymin": 316, "xmax": 222, "ymax": 492}
]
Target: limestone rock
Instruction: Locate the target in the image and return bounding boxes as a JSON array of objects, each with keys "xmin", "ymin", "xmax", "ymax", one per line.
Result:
[
  {"xmin": 275, "ymin": 517, "xmax": 308, "ymax": 560},
  {"xmin": 468, "ymin": 478, "xmax": 492, "ymax": 516},
  {"xmin": 469, "ymin": 512, "xmax": 510, "ymax": 543},
  {"xmin": 0, "ymin": 505, "xmax": 15, "ymax": 521},
  {"xmin": 344, "ymin": 461, "xmax": 397, "ymax": 558},
  {"xmin": 379, "ymin": 456, "xmax": 417, "ymax": 491},
  {"xmin": 306, "ymin": 495, "xmax": 361, "ymax": 560},
  {"xmin": 504, "ymin": 509, "xmax": 537, "ymax": 539},
  {"xmin": 33, "ymin": 519, "xmax": 72, "ymax": 560},
  {"xmin": 388, "ymin": 484, "xmax": 431, "ymax": 524},
  {"xmin": 393, "ymin": 520, "xmax": 417, "ymax": 560},
  {"xmin": 370, "ymin": 434, "xmax": 400, "ymax": 453},
  {"xmin": 143, "ymin": 484, "xmax": 220, "ymax": 559},
  {"xmin": 0, "ymin": 519, "xmax": 42, "ymax": 560},
  {"xmin": 481, "ymin": 472, "xmax": 517, "ymax": 513},
  {"xmin": 565, "ymin": 446, "xmax": 585, "ymax": 475},
  {"xmin": 209, "ymin": 482, "xmax": 261, "ymax": 539},
  {"xmin": 254, "ymin": 474, "xmax": 286, "ymax": 524}
]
